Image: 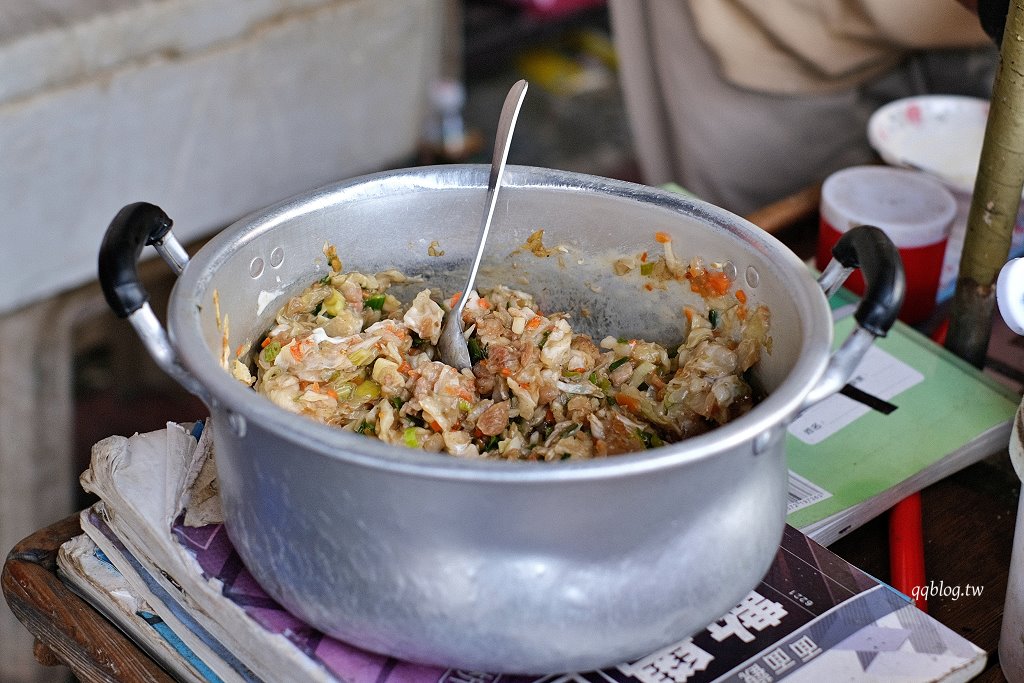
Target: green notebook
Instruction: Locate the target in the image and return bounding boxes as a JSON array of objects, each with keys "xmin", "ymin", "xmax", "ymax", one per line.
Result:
[
  {"xmin": 785, "ymin": 289, "xmax": 1020, "ymax": 545},
  {"xmin": 655, "ymin": 183, "xmax": 1018, "ymax": 545}
]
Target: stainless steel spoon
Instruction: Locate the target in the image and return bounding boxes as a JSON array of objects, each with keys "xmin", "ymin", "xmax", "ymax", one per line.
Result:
[{"xmin": 437, "ymin": 79, "xmax": 528, "ymax": 369}]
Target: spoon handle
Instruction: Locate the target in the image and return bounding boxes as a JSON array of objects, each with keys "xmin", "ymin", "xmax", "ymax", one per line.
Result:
[{"xmin": 454, "ymin": 79, "xmax": 529, "ymax": 318}]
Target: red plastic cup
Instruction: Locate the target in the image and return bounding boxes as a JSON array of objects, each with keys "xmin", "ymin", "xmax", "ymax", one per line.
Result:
[{"xmin": 816, "ymin": 166, "xmax": 956, "ymax": 325}]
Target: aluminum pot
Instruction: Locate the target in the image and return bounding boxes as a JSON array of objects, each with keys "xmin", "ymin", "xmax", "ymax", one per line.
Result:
[{"xmin": 98, "ymin": 165, "xmax": 903, "ymax": 673}]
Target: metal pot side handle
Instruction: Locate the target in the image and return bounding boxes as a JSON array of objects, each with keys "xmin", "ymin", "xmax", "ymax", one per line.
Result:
[
  {"xmin": 803, "ymin": 225, "xmax": 906, "ymax": 409},
  {"xmin": 98, "ymin": 203, "xmax": 211, "ymax": 402}
]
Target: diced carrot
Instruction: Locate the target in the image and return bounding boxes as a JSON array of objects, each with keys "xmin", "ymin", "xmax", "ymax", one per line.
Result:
[
  {"xmin": 706, "ymin": 271, "xmax": 731, "ymax": 295},
  {"xmin": 430, "ymin": 420, "xmax": 443, "ymax": 433},
  {"xmin": 640, "ymin": 251, "xmax": 648, "ymax": 263},
  {"xmin": 326, "ymin": 388, "xmax": 339, "ymax": 400},
  {"xmin": 235, "ymin": 343, "xmax": 246, "ymax": 358},
  {"xmin": 615, "ymin": 392, "xmax": 641, "ymax": 412},
  {"xmin": 737, "ymin": 305, "xmax": 748, "ymax": 320},
  {"xmin": 545, "ymin": 408, "xmax": 556, "ymax": 423},
  {"xmin": 398, "ymin": 361, "xmax": 412, "ymax": 375},
  {"xmin": 290, "ymin": 343, "xmax": 303, "ymax": 361},
  {"xmin": 655, "ymin": 231, "xmax": 671, "ymax": 243},
  {"xmin": 644, "ymin": 283, "xmax": 654, "ymax": 291},
  {"xmin": 526, "ymin": 316, "xmax": 544, "ymax": 330},
  {"xmin": 478, "ymin": 298, "xmax": 491, "ymax": 309},
  {"xmin": 261, "ymin": 337, "xmax": 272, "ymax": 348},
  {"xmin": 449, "ymin": 291, "xmax": 463, "ymax": 310},
  {"xmin": 458, "ymin": 388, "xmax": 474, "ymax": 402},
  {"xmin": 500, "ymin": 367, "xmax": 512, "ymax": 377},
  {"xmin": 311, "ymin": 382, "xmax": 320, "ymax": 393},
  {"xmin": 684, "ymin": 306, "xmax": 695, "ymax": 323},
  {"xmin": 735, "ymin": 289, "xmax": 747, "ymax": 304}
]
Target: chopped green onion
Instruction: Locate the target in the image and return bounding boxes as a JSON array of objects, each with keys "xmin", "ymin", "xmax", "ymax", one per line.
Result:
[
  {"xmin": 458, "ymin": 399, "xmax": 471, "ymax": 412},
  {"xmin": 348, "ymin": 348, "xmax": 375, "ymax": 366},
  {"xmin": 538, "ymin": 330, "xmax": 551, "ymax": 348},
  {"xmin": 482, "ymin": 435, "xmax": 501, "ymax": 452},
  {"xmin": 640, "ymin": 263, "xmax": 654, "ymax": 276},
  {"xmin": 468, "ymin": 337, "xmax": 487, "ymax": 364},
  {"xmin": 319, "ymin": 275, "xmax": 331, "ymax": 285},
  {"xmin": 709, "ymin": 309, "xmax": 719, "ymax": 328},
  {"xmin": 609, "ymin": 357, "xmax": 629, "ymax": 371},
  {"xmin": 588, "ymin": 372, "xmax": 599, "ymax": 384},
  {"xmin": 636, "ymin": 429, "xmax": 663, "ymax": 449},
  {"xmin": 404, "ymin": 427, "xmax": 420, "ymax": 448},
  {"xmin": 322, "ymin": 290, "xmax": 345, "ymax": 317},
  {"xmin": 365, "ymin": 293, "xmax": 386, "ymax": 310},
  {"xmin": 353, "ymin": 380, "xmax": 381, "ymax": 401},
  {"xmin": 389, "ymin": 396, "xmax": 405, "ymax": 410},
  {"xmin": 411, "ymin": 333, "xmax": 431, "ymax": 350},
  {"xmin": 261, "ymin": 341, "xmax": 281, "ymax": 363},
  {"xmin": 355, "ymin": 420, "xmax": 375, "ymax": 435}
]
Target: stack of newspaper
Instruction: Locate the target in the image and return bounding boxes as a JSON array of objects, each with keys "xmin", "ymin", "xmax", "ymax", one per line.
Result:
[{"xmin": 58, "ymin": 420, "xmax": 988, "ymax": 682}]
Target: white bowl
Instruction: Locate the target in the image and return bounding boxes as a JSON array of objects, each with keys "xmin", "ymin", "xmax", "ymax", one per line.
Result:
[{"xmin": 868, "ymin": 95, "xmax": 989, "ymax": 194}]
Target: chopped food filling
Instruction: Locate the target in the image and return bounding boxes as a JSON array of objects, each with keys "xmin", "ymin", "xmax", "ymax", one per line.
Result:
[{"xmin": 241, "ymin": 240, "xmax": 772, "ymax": 461}]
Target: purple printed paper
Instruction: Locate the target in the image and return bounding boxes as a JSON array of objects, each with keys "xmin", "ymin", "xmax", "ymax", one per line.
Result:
[{"xmin": 172, "ymin": 521, "xmax": 464, "ymax": 683}]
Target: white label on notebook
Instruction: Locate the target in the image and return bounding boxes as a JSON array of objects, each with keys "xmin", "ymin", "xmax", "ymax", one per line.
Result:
[
  {"xmin": 787, "ymin": 470, "xmax": 832, "ymax": 513},
  {"xmin": 788, "ymin": 344, "xmax": 924, "ymax": 445}
]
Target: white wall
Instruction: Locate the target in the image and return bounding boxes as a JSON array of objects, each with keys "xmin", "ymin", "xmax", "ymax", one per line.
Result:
[{"xmin": 0, "ymin": 0, "xmax": 444, "ymax": 315}]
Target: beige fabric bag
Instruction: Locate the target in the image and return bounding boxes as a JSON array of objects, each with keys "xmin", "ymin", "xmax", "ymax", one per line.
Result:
[{"xmin": 690, "ymin": 0, "xmax": 992, "ymax": 94}]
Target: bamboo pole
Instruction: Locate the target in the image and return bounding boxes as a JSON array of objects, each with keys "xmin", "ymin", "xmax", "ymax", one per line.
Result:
[{"xmin": 946, "ymin": 0, "xmax": 1024, "ymax": 366}]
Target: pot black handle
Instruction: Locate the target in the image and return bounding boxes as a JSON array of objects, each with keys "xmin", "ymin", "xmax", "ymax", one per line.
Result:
[
  {"xmin": 97, "ymin": 202, "xmax": 210, "ymax": 402},
  {"xmin": 99, "ymin": 202, "xmax": 174, "ymax": 318},
  {"xmin": 829, "ymin": 225, "xmax": 906, "ymax": 337},
  {"xmin": 802, "ymin": 225, "xmax": 905, "ymax": 410}
]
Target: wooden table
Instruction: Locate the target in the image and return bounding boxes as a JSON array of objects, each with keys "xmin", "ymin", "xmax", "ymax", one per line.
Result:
[
  {"xmin": 3, "ymin": 514, "xmax": 175, "ymax": 682},
  {"xmin": 4, "ymin": 187, "xmax": 1021, "ymax": 681}
]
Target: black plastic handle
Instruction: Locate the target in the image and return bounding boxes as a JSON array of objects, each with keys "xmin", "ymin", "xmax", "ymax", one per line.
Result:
[
  {"xmin": 832, "ymin": 225, "xmax": 906, "ymax": 336},
  {"xmin": 98, "ymin": 202, "xmax": 173, "ymax": 318}
]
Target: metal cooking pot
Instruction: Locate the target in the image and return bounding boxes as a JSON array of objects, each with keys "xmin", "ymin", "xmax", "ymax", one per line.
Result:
[{"xmin": 98, "ymin": 165, "xmax": 903, "ymax": 674}]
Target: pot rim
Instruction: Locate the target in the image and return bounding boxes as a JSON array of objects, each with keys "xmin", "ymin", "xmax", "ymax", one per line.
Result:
[{"xmin": 168, "ymin": 165, "xmax": 833, "ymax": 482}]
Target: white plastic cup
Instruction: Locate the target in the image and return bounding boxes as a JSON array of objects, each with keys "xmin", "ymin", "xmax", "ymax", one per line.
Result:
[
  {"xmin": 999, "ymin": 258, "xmax": 1024, "ymax": 335},
  {"xmin": 1001, "ymin": 260, "xmax": 1024, "ymax": 680},
  {"xmin": 1000, "ymin": 399, "xmax": 1024, "ymax": 681},
  {"xmin": 816, "ymin": 166, "xmax": 957, "ymax": 325}
]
